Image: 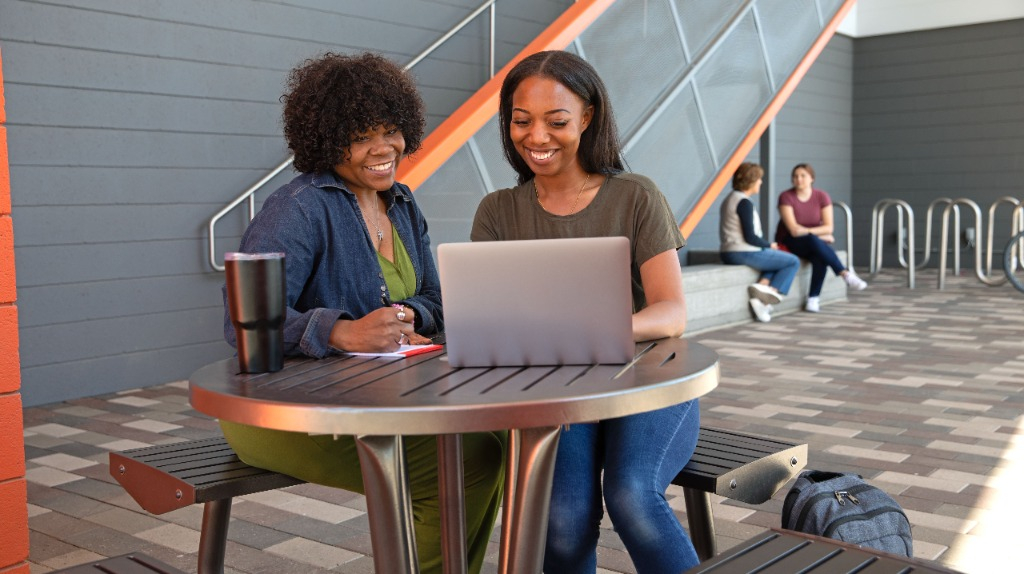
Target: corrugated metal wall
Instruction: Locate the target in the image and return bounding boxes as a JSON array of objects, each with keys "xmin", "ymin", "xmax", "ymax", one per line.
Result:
[{"xmin": 852, "ymin": 18, "xmax": 1024, "ymax": 271}]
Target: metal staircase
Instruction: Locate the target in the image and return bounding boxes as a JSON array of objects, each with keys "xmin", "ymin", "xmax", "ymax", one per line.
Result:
[
  {"xmin": 206, "ymin": 0, "xmax": 856, "ymax": 268},
  {"xmin": 408, "ymin": 0, "xmax": 855, "ymax": 249}
]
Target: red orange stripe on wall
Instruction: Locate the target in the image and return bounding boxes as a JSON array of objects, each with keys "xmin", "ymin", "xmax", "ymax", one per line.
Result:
[
  {"xmin": 679, "ymin": 0, "xmax": 858, "ymax": 238},
  {"xmin": 0, "ymin": 43, "xmax": 31, "ymax": 574}
]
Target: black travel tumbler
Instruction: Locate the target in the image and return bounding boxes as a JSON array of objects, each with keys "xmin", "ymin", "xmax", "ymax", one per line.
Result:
[{"xmin": 224, "ymin": 252, "xmax": 286, "ymax": 373}]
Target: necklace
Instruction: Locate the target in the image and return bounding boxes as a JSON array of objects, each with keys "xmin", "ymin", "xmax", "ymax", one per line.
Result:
[
  {"xmin": 535, "ymin": 173, "xmax": 592, "ymax": 215},
  {"xmin": 367, "ymin": 195, "xmax": 385, "ymax": 246}
]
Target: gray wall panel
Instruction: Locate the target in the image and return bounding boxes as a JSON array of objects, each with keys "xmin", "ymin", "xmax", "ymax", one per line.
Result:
[
  {"xmin": 18, "ymin": 275, "xmax": 225, "ymax": 328},
  {"xmin": 8, "ymin": 166, "xmax": 297, "ymax": 206},
  {"xmin": 21, "ymin": 344, "xmax": 233, "ymax": 407},
  {"xmin": 9, "ymin": 128, "xmax": 283, "ymax": 170},
  {"xmin": 16, "ymin": 241, "xmax": 238, "ymax": 287},
  {"xmin": 20, "ymin": 307, "xmax": 226, "ymax": 368},
  {"xmin": 3, "ymin": 0, "xmax": 572, "ymax": 406},
  {"xmin": 852, "ymin": 19, "xmax": 1024, "ymax": 270}
]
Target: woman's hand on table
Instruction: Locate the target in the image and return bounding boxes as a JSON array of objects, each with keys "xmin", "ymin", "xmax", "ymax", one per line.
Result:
[{"xmin": 329, "ymin": 306, "xmax": 422, "ymax": 352}]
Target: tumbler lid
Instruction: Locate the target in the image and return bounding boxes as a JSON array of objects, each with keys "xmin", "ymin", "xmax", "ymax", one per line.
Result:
[{"xmin": 225, "ymin": 252, "xmax": 285, "ymax": 261}]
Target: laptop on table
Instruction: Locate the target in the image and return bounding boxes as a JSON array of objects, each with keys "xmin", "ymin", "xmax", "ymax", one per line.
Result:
[{"xmin": 437, "ymin": 237, "xmax": 634, "ymax": 368}]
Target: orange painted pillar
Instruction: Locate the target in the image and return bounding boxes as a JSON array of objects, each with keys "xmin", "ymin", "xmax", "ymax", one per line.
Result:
[{"xmin": 0, "ymin": 46, "xmax": 31, "ymax": 574}]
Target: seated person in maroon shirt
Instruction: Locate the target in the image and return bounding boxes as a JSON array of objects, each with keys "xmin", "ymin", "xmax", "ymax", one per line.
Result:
[{"xmin": 775, "ymin": 163, "xmax": 866, "ymax": 312}]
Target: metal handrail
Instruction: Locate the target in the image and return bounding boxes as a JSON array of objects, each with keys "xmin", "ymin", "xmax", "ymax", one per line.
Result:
[
  {"xmin": 834, "ymin": 200, "xmax": 853, "ymax": 272},
  {"xmin": 207, "ymin": 0, "xmax": 498, "ymax": 271},
  {"xmin": 868, "ymin": 199, "xmax": 915, "ymax": 288},
  {"xmin": 938, "ymin": 198, "xmax": 1007, "ymax": 289}
]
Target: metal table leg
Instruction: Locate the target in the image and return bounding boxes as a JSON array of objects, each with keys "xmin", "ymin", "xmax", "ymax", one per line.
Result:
[
  {"xmin": 438, "ymin": 434, "xmax": 468, "ymax": 574},
  {"xmin": 355, "ymin": 434, "xmax": 418, "ymax": 574},
  {"xmin": 498, "ymin": 426, "xmax": 562, "ymax": 574}
]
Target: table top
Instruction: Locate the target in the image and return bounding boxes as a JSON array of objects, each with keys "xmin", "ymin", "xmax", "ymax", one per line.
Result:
[{"xmin": 189, "ymin": 337, "xmax": 719, "ymax": 435}]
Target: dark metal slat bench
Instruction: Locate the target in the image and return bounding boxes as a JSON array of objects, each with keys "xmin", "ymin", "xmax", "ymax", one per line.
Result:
[
  {"xmin": 684, "ymin": 528, "xmax": 964, "ymax": 573},
  {"xmin": 50, "ymin": 553, "xmax": 186, "ymax": 574},
  {"xmin": 672, "ymin": 427, "xmax": 808, "ymax": 561},
  {"xmin": 109, "ymin": 436, "xmax": 303, "ymax": 574},
  {"xmin": 109, "ymin": 427, "xmax": 805, "ymax": 573}
]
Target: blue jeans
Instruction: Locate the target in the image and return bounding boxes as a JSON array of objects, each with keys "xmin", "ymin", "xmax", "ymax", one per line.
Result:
[
  {"xmin": 543, "ymin": 400, "xmax": 700, "ymax": 574},
  {"xmin": 720, "ymin": 249, "xmax": 801, "ymax": 295},
  {"xmin": 782, "ymin": 234, "xmax": 847, "ymax": 297}
]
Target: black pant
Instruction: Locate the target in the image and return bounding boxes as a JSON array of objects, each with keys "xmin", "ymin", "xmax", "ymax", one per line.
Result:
[{"xmin": 782, "ymin": 234, "xmax": 846, "ymax": 297}]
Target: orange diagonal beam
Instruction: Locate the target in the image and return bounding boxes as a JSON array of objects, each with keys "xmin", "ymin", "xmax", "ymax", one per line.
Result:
[{"xmin": 678, "ymin": 0, "xmax": 858, "ymax": 238}]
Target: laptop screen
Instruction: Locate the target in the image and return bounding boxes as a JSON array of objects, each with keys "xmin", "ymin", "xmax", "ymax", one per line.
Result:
[{"xmin": 437, "ymin": 237, "xmax": 635, "ymax": 367}]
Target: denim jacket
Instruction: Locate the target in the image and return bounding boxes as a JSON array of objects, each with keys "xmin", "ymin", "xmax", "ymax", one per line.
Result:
[{"xmin": 223, "ymin": 171, "xmax": 443, "ymax": 358}]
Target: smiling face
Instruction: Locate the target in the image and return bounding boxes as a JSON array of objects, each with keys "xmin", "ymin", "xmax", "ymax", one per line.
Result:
[
  {"xmin": 333, "ymin": 125, "xmax": 405, "ymax": 195},
  {"xmin": 509, "ymin": 76, "xmax": 593, "ymax": 179}
]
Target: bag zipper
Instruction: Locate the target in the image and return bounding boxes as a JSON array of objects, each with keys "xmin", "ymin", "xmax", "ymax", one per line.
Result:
[
  {"xmin": 823, "ymin": 506, "xmax": 910, "ymax": 539},
  {"xmin": 792, "ymin": 483, "xmax": 875, "ymax": 530}
]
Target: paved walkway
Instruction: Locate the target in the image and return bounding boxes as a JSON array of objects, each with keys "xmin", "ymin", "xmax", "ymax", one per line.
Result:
[{"xmin": 22, "ymin": 270, "xmax": 1024, "ymax": 573}]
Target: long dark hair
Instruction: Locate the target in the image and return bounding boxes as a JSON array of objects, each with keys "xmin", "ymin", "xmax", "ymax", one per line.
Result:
[{"xmin": 498, "ymin": 50, "xmax": 625, "ymax": 185}]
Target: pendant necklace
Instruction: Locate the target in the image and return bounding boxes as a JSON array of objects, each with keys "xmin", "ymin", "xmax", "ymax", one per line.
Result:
[
  {"xmin": 368, "ymin": 196, "xmax": 385, "ymax": 246},
  {"xmin": 536, "ymin": 173, "xmax": 592, "ymax": 215}
]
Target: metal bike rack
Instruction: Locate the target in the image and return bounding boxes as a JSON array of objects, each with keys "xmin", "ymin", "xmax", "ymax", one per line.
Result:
[
  {"xmin": 1005, "ymin": 222, "xmax": 1024, "ymax": 294},
  {"xmin": 985, "ymin": 197, "xmax": 1022, "ymax": 277},
  {"xmin": 937, "ymin": 198, "xmax": 1008, "ymax": 289},
  {"xmin": 914, "ymin": 198, "xmax": 959, "ymax": 271},
  {"xmin": 869, "ymin": 199, "xmax": 915, "ymax": 288},
  {"xmin": 834, "ymin": 200, "xmax": 854, "ymax": 272}
]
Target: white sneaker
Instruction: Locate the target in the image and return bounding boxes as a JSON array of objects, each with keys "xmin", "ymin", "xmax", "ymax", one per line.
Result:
[
  {"xmin": 750, "ymin": 298, "xmax": 772, "ymax": 322},
  {"xmin": 843, "ymin": 271, "xmax": 867, "ymax": 291},
  {"xmin": 805, "ymin": 296, "xmax": 821, "ymax": 313},
  {"xmin": 748, "ymin": 283, "xmax": 783, "ymax": 305}
]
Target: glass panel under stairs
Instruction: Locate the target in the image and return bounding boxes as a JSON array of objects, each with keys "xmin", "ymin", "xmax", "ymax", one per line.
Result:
[{"xmin": 413, "ymin": 0, "xmax": 849, "ymax": 250}]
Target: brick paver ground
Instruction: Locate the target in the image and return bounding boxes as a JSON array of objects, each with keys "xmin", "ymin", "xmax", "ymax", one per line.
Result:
[{"xmin": 23, "ymin": 270, "xmax": 1024, "ymax": 573}]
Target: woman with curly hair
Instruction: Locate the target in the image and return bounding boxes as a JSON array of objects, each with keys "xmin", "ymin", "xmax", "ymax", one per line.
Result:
[{"xmin": 219, "ymin": 52, "xmax": 504, "ymax": 574}]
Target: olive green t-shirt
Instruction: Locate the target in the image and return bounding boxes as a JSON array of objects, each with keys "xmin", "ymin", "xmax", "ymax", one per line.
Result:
[
  {"xmin": 378, "ymin": 225, "xmax": 416, "ymax": 302},
  {"xmin": 470, "ymin": 172, "xmax": 685, "ymax": 312}
]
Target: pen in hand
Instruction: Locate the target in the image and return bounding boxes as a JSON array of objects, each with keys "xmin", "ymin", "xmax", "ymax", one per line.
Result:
[{"xmin": 382, "ymin": 294, "xmax": 411, "ymax": 344}]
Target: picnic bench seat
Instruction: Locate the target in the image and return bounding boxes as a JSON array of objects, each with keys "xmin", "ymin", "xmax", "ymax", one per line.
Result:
[
  {"xmin": 109, "ymin": 436, "xmax": 302, "ymax": 574},
  {"xmin": 671, "ymin": 427, "xmax": 807, "ymax": 560},
  {"xmin": 109, "ymin": 427, "xmax": 806, "ymax": 572},
  {"xmin": 684, "ymin": 528, "xmax": 964, "ymax": 573}
]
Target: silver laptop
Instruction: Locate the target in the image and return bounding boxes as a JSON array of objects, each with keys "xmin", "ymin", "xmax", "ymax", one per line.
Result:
[{"xmin": 438, "ymin": 237, "xmax": 635, "ymax": 367}]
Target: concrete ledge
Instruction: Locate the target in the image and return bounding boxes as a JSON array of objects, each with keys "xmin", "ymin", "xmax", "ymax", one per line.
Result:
[{"xmin": 681, "ymin": 250, "xmax": 848, "ymax": 335}]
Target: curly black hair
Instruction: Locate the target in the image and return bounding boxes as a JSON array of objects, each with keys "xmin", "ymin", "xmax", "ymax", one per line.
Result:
[{"xmin": 282, "ymin": 52, "xmax": 425, "ymax": 174}]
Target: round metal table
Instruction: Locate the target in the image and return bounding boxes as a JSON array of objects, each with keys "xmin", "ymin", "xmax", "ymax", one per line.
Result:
[{"xmin": 190, "ymin": 337, "xmax": 719, "ymax": 574}]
